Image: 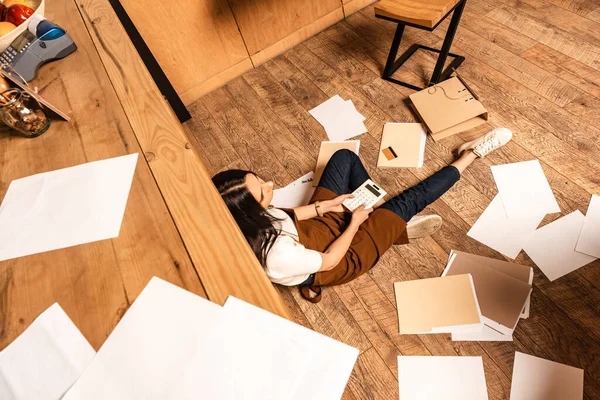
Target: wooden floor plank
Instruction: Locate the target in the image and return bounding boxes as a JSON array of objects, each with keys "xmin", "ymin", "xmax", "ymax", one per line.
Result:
[
  {"xmin": 588, "ymin": 7, "xmax": 600, "ymax": 23},
  {"xmin": 184, "ymin": 1, "xmax": 600, "ymax": 397}
]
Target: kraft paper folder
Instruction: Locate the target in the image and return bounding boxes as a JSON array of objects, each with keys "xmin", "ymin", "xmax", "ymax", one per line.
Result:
[
  {"xmin": 394, "ymin": 274, "xmax": 483, "ymax": 334},
  {"xmin": 377, "ymin": 123, "xmax": 427, "ymax": 168},
  {"xmin": 313, "ymin": 141, "xmax": 360, "ymax": 186},
  {"xmin": 443, "ymin": 251, "xmax": 532, "ymax": 335},
  {"xmin": 409, "ymin": 77, "xmax": 488, "ymax": 141}
]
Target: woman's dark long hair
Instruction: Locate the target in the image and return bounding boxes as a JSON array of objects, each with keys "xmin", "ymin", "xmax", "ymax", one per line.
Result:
[{"xmin": 212, "ymin": 169, "xmax": 281, "ymax": 268}]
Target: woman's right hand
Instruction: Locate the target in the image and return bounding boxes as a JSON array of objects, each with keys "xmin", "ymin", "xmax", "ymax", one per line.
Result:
[{"xmin": 350, "ymin": 204, "xmax": 373, "ymax": 227}]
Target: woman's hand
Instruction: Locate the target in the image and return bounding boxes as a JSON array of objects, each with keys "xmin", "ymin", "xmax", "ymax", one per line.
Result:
[
  {"xmin": 322, "ymin": 194, "xmax": 354, "ymax": 213},
  {"xmin": 350, "ymin": 204, "xmax": 373, "ymax": 227}
]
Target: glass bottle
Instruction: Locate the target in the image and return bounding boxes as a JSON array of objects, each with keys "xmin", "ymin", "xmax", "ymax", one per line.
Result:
[{"xmin": 0, "ymin": 88, "xmax": 50, "ymax": 138}]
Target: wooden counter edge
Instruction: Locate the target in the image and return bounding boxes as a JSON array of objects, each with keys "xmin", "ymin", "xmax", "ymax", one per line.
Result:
[{"xmin": 74, "ymin": 0, "xmax": 290, "ymax": 319}]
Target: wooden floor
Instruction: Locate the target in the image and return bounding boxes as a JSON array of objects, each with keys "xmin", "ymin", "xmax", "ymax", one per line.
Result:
[{"xmin": 184, "ymin": 0, "xmax": 600, "ymax": 398}]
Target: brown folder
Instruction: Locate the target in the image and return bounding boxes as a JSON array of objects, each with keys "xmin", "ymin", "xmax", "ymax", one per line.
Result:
[
  {"xmin": 313, "ymin": 141, "xmax": 360, "ymax": 186},
  {"xmin": 444, "ymin": 252, "xmax": 532, "ymax": 334},
  {"xmin": 393, "ymin": 274, "xmax": 482, "ymax": 334},
  {"xmin": 409, "ymin": 77, "xmax": 487, "ymax": 141},
  {"xmin": 377, "ymin": 123, "xmax": 426, "ymax": 168}
]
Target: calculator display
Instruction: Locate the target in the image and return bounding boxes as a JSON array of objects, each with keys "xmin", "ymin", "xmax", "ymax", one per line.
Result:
[
  {"xmin": 11, "ymin": 31, "xmax": 34, "ymax": 52},
  {"xmin": 365, "ymin": 184, "xmax": 381, "ymax": 196}
]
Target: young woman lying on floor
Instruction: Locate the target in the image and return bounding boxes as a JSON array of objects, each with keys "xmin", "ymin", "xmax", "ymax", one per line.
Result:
[{"xmin": 213, "ymin": 128, "xmax": 512, "ymax": 302}]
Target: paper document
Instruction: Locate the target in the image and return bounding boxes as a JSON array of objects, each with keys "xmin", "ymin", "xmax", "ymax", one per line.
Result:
[
  {"xmin": 490, "ymin": 160, "xmax": 559, "ymax": 219},
  {"xmin": 0, "ymin": 303, "xmax": 95, "ymax": 400},
  {"xmin": 394, "ymin": 275, "xmax": 483, "ymax": 334},
  {"xmin": 309, "ymin": 95, "xmax": 367, "ymax": 141},
  {"xmin": 443, "ymin": 252, "xmax": 531, "ymax": 335},
  {"xmin": 452, "ymin": 325, "xmax": 512, "ymax": 341},
  {"xmin": 271, "ymin": 172, "xmax": 316, "ymax": 208},
  {"xmin": 0, "ymin": 153, "xmax": 138, "ymax": 262},
  {"xmin": 377, "ymin": 123, "xmax": 427, "ymax": 168},
  {"xmin": 523, "ymin": 211, "xmax": 597, "ymax": 281},
  {"xmin": 575, "ymin": 194, "xmax": 600, "ymax": 258},
  {"xmin": 219, "ymin": 297, "xmax": 359, "ymax": 400},
  {"xmin": 63, "ymin": 277, "xmax": 223, "ymax": 399},
  {"xmin": 467, "ymin": 195, "xmax": 545, "ymax": 259},
  {"xmin": 398, "ymin": 356, "xmax": 489, "ymax": 400},
  {"xmin": 510, "ymin": 352, "xmax": 583, "ymax": 400},
  {"xmin": 314, "ymin": 141, "xmax": 360, "ymax": 186}
]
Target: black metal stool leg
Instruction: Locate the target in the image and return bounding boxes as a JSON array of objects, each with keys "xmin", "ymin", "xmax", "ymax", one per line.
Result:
[
  {"xmin": 430, "ymin": 0, "xmax": 467, "ymax": 84},
  {"xmin": 383, "ymin": 24, "xmax": 405, "ymax": 78}
]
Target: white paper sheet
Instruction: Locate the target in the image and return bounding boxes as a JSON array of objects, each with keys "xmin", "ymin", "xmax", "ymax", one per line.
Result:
[
  {"xmin": 171, "ymin": 301, "xmax": 309, "ymax": 400},
  {"xmin": 0, "ymin": 303, "xmax": 95, "ymax": 400},
  {"xmin": 271, "ymin": 171, "xmax": 316, "ymax": 208},
  {"xmin": 0, "ymin": 154, "xmax": 138, "ymax": 262},
  {"xmin": 523, "ymin": 211, "xmax": 597, "ymax": 281},
  {"xmin": 345, "ymin": 100, "xmax": 366, "ymax": 121},
  {"xmin": 467, "ymin": 195, "xmax": 545, "ymax": 259},
  {"xmin": 510, "ymin": 352, "xmax": 584, "ymax": 400},
  {"xmin": 398, "ymin": 356, "xmax": 489, "ymax": 400},
  {"xmin": 452, "ymin": 325, "xmax": 513, "ymax": 342},
  {"xmin": 309, "ymin": 95, "xmax": 367, "ymax": 141},
  {"xmin": 221, "ymin": 297, "xmax": 359, "ymax": 400},
  {"xmin": 575, "ymin": 194, "xmax": 600, "ymax": 258},
  {"xmin": 491, "ymin": 160, "xmax": 560, "ymax": 219},
  {"xmin": 63, "ymin": 277, "xmax": 223, "ymax": 400}
]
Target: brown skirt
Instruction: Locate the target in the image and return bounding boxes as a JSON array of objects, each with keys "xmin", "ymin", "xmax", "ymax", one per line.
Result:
[{"xmin": 284, "ymin": 187, "xmax": 409, "ymax": 302}]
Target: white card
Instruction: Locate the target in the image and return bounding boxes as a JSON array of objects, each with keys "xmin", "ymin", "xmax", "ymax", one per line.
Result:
[
  {"xmin": 468, "ymin": 195, "xmax": 545, "ymax": 259},
  {"xmin": 398, "ymin": 356, "xmax": 489, "ymax": 400},
  {"xmin": 0, "ymin": 154, "xmax": 138, "ymax": 262},
  {"xmin": 491, "ymin": 160, "xmax": 560, "ymax": 219},
  {"xmin": 575, "ymin": 194, "xmax": 600, "ymax": 258},
  {"xmin": 63, "ymin": 277, "xmax": 223, "ymax": 399},
  {"xmin": 271, "ymin": 171, "xmax": 316, "ymax": 208},
  {"xmin": 221, "ymin": 297, "xmax": 359, "ymax": 400},
  {"xmin": 510, "ymin": 352, "xmax": 583, "ymax": 400},
  {"xmin": 0, "ymin": 304, "xmax": 95, "ymax": 400},
  {"xmin": 309, "ymin": 96, "xmax": 367, "ymax": 141},
  {"xmin": 523, "ymin": 211, "xmax": 597, "ymax": 281},
  {"xmin": 452, "ymin": 325, "xmax": 513, "ymax": 342}
]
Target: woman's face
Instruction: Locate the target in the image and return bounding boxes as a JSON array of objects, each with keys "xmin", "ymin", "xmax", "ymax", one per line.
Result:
[{"xmin": 245, "ymin": 174, "xmax": 274, "ymax": 208}]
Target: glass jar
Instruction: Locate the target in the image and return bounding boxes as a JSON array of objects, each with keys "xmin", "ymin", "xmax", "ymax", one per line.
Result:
[{"xmin": 0, "ymin": 88, "xmax": 50, "ymax": 138}]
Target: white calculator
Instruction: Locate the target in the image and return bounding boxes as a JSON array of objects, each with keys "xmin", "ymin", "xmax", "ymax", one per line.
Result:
[{"xmin": 343, "ymin": 179, "xmax": 387, "ymax": 211}]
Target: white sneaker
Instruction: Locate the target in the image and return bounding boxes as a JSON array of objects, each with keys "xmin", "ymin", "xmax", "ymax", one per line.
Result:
[
  {"xmin": 407, "ymin": 215, "xmax": 443, "ymax": 239},
  {"xmin": 458, "ymin": 128, "xmax": 513, "ymax": 158}
]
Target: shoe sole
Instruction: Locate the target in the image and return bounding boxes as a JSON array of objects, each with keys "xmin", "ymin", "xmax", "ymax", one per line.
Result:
[{"xmin": 407, "ymin": 215, "xmax": 443, "ymax": 239}]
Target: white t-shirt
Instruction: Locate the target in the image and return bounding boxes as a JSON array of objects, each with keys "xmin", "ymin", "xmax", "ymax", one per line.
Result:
[{"xmin": 265, "ymin": 208, "xmax": 322, "ymax": 286}]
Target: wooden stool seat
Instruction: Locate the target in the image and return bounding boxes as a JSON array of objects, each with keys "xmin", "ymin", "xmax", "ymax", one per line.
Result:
[
  {"xmin": 375, "ymin": 0, "xmax": 462, "ymax": 29},
  {"xmin": 374, "ymin": 0, "xmax": 467, "ymax": 90}
]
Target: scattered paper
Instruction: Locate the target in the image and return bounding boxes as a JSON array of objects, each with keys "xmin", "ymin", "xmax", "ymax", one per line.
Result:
[
  {"xmin": 491, "ymin": 160, "xmax": 559, "ymax": 219},
  {"xmin": 394, "ymin": 275, "xmax": 483, "ymax": 334},
  {"xmin": 0, "ymin": 154, "xmax": 138, "ymax": 262},
  {"xmin": 271, "ymin": 172, "xmax": 316, "ymax": 208},
  {"xmin": 398, "ymin": 356, "xmax": 489, "ymax": 400},
  {"xmin": 452, "ymin": 325, "xmax": 513, "ymax": 342},
  {"xmin": 63, "ymin": 277, "xmax": 223, "ymax": 399},
  {"xmin": 0, "ymin": 304, "xmax": 95, "ymax": 400},
  {"xmin": 575, "ymin": 194, "xmax": 600, "ymax": 258},
  {"xmin": 510, "ymin": 352, "xmax": 583, "ymax": 400},
  {"xmin": 523, "ymin": 211, "xmax": 597, "ymax": 281},
  {"xmin": 309, "ymin": 96, "xmax": 367, "ymax": 141},
  {"xmin": 467, "ymin": 195, "xmax": 545, "ymax": 259}
]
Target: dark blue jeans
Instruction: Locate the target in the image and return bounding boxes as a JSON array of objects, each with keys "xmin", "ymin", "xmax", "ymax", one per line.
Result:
[{"xmin": 318, "ymin": 149, "xmax": 460, "ymax": 222}]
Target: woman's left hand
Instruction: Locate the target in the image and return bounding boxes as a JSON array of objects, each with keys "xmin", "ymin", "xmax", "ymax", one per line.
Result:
[{"xmin": 322, "ymin": 194, "xmax": 354, "ymax": 213}]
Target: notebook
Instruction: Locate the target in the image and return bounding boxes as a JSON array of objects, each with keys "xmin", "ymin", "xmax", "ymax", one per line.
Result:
[
  {"xmin": 443, "ymin": 251, "xmax": 532, "ymax": 335},
  {"xmin": 394, "ymin": 274, "xmax": 483, "ymax": 334},
  {"xmin": 313, "ymin": 141, "xmax": 360, "ymax": 186},
  {"xmin": 377, "ymin": 123, "xmax": 427, "ymax": 168}
]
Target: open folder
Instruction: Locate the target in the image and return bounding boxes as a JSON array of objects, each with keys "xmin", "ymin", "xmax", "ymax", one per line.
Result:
[
  {"xmin": 409, "ymin": 77, "xmax": 488, "ymax": 141},
  {"xmin": 394, "ymin": 274, "xmax": 483, "ymax": 335},
  {"xmin": 377, "ymin": 123, "xmax": 427, "ymax": 168},
  {"xmin": 443, "ymin": 251, "xmax": 532, "ymax": 336}
]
